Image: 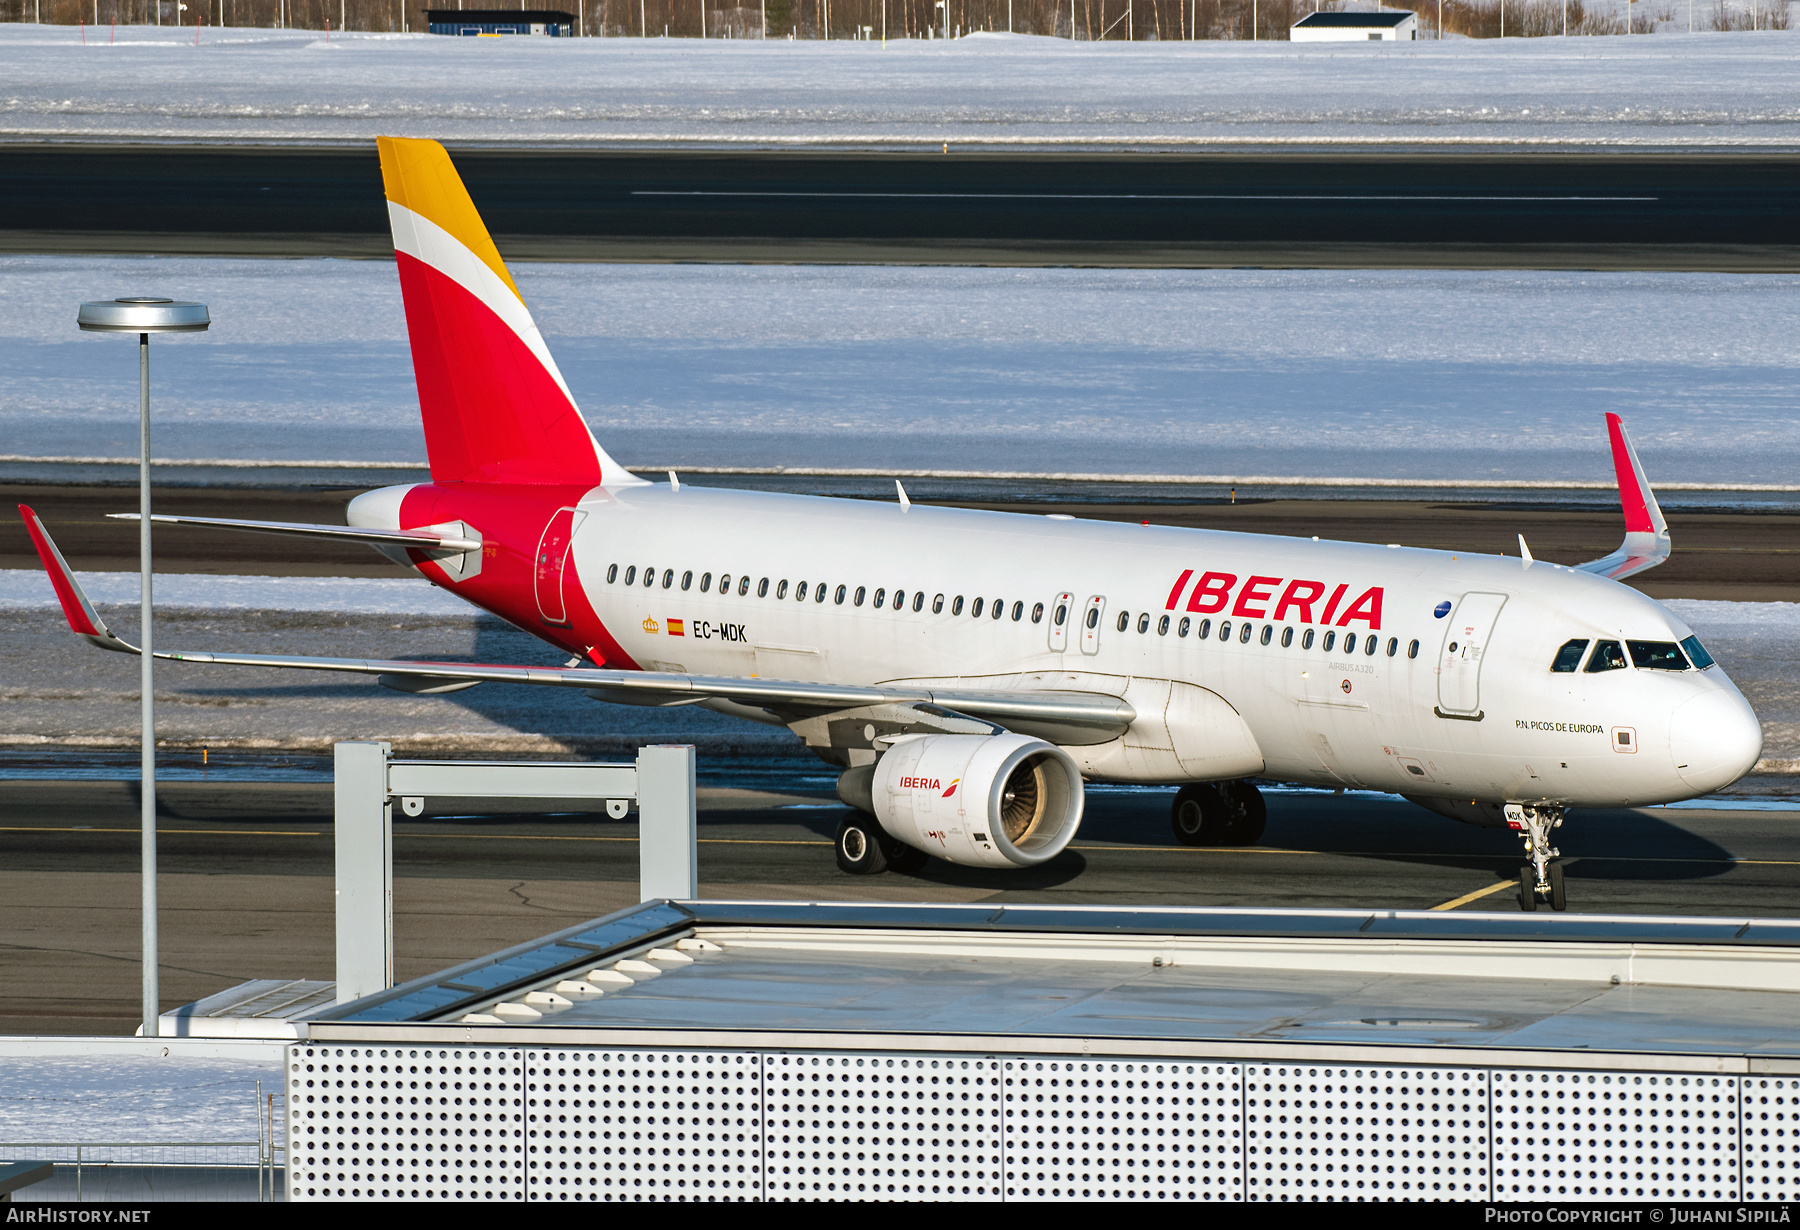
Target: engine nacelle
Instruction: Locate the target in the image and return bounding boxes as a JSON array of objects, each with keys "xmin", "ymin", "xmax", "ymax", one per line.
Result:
[{"xmin": 870, "ymin": 733, "xmax": 1084, "ymax": 869}]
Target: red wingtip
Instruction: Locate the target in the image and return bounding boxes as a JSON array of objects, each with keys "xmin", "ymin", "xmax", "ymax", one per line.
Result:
[
  {"xmin": 17, "ymin": 504, "xmax": 104, "ymax": 638},
  {"xmin": 1605, "ymin": 414, "xmax": 1655, "ymax": 535}
]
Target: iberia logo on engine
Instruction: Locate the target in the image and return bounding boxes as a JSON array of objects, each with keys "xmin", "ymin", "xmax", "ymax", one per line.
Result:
[{"xmin": 900, "ymin": 776, "xmax": 961, "ymax": 798}]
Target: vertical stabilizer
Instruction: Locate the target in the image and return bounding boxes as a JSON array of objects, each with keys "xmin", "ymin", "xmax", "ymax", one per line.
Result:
[{"xmin": 377, "ymin": 136, "xmax": 643, "ymax": 486}]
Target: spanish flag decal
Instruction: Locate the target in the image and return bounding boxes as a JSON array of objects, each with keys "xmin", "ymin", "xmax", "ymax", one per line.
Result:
[{"xmin": 668, "ymin": 619, "xmax": 686, "ymax": 637}]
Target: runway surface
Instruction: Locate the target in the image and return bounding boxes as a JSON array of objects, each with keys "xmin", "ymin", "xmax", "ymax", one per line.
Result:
[
  {"xmin": 7, "ymin": 482, "xmax": 1799, "ymax": 600},
  {"xmin": 0, "ymin": 776, "xmax": 1792, "ymax": 1034},
  {"xmin": 3, "ymin": 146, "xmax": 1798, "ymax": 268}
]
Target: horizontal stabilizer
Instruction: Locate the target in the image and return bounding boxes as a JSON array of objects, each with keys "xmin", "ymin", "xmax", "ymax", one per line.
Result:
[
  {"xmin": 1575, "ymin": 413, "xmax": 1671, "ymax": 582},
  {"xmin": 108, "ymin": 513, "xmax": 480, "ymax": 553}
]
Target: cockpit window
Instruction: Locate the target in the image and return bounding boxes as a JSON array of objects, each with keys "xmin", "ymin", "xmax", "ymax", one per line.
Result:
[
  {"xmin": 1585, "ymin": 640, "xmax": 1628, "ymax": 673},
  {"xmin": 1681, "ymin": 635, "xmax": 1716, "ymax": 670},
  {"xmin": 1628, "ymin": 640, "xmax": 1690, "ymax": 671},
  {"xmin": 1551, "ymin": 639, "xmax": 1589, "ymax": 673}
]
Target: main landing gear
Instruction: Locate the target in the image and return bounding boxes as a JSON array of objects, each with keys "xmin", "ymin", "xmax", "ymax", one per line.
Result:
[
  {"xmin": 1170, "ymin": 780, "xmax": 1267, "ymax": 847},
  {"xmin": 835, "ymin": 813, "xmax": 929, "ymax": 876},
  {"xmin": 1507, "ymin": 802, "xmax": 1568, "ymax": 912}
]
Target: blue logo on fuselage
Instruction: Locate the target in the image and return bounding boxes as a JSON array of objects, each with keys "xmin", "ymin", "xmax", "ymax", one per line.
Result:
[{"xmin": 1433, "ymin": 601, "xmax": 1452, "ymax": 619}]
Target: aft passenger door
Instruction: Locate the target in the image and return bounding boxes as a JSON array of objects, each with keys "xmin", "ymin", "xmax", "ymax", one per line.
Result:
[
  {"xmin": 1437, "ymin": 592, "xmax": 1507, "ymax": 718},
  {"xmin": 534, "ymin": 507, "xmax": 585, "ymax": 626}
]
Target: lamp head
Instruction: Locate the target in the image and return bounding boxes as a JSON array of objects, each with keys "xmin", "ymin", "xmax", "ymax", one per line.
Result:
[{"xmin": 78, "ymin": 298, "xmax": 210, "ymax": 333}]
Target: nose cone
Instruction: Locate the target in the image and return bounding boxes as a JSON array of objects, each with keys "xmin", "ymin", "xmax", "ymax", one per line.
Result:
[{"xmin": 1671, "ymin": 689, "xmax": 1763, "ymax": 793}]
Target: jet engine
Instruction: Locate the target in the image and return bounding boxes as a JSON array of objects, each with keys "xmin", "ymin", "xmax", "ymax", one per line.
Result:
[{"xmin": 861, "ymin": 733, "xmax": 1085, "ymax": 869}]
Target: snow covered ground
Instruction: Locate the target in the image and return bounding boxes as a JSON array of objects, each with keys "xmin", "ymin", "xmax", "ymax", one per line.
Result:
[
  {"xmin": 6, "ymin": 255, "xmax": 1798, "ymax": 486},
  {"xmin": 0, "ymin": 24, "xmax": 1797, "ymax": 147},
  {"xmin": 0, "ymin": 1054, "xmax": 276, "ymax": 1145}
]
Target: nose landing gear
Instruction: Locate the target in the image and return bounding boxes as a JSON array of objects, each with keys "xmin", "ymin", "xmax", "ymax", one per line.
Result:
[{"xmin": 1507, "ymin": 803, "xmax": 1567, "ymax": 912}]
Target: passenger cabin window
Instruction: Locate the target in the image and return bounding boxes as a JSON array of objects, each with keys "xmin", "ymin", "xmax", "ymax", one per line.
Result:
[
  {"xmin": 643, "ymin": 567, "xmax": 655, "ymax": 588},
  {"xmin": 1238, "ymin": 622, "xmax": 1253, "ymax": 644},
  {"xmin": 1117, "ymin": 611, "xmax": 1130, "ymax": 633},
  {"xmin": 915, "ymin": 593, "xmax": 926, "ymax": 613},
  {"xmin": 739, "ymin": 576, "xmax": 751, "ymax": 596},
  {"xmin": 681, "ymin": 571, "xmax": 693, "ymax": 591},
  {"xmin": 874, "ymin": 588, "xmax": 887, "ymax": 609},
  {"xmin": 1302, "ymin": 629, "xmax": 1315, "ymax": 650},
  {"xmin": 816, "ymin": 584, "xmax": 828, "ymax": 603},
  {"xmin": 776, "ymin": 580, "xmax": 789, "ymax": 599},
  {"xmin": 624, "ymin": 566, "xmax": 637, "ymax": 585},
  {"xmin": 1197, "ymin": 619, "xmax": 1211, "ymax": 640},
  {"xmin": 1681, "ymin": 635, "xmax": 1715, "ymax": 669},
  {"xmin": 663, "ymin": 569, "xmax": 674, "ymax": 588},
  {"xmin": 1085, "ymin": 607, "xmax": 1099, "ymax": 629},
  {"xmin": 835, "ymin": 585, "xmax": 847, "ymax": 605},
  {"xmin": 1032, "ymin": 602, "xmax": 1045, "ymax": 624},
  {"xmin": 972, "ymin": 598, "xmax": 985, "ymax": 618},
  {"xmin": 607, "ymin": 564, "xmax": 619, "ymax": 583},
  {"xmin": 1157, "ymin": 614, "xmax": 1169, "ymax": 635},
  {"xmin": 1179, "ymin": 617, "xmax": 1192, "ymax": 637},
  {"xmin": 1586, "ymin": 640, "xmax": 1628, "ymax": 672},
  {"xmin": 757, "ymin": 578, "xmax": 770, "ymax": 598},
  {"xmin": 1259, "ymin": 625, "xmax": 1272, "ymax": 646},
  {"xmin": 952, "ymin": 596, "xmax": 964, "ymax": 616},
  {"xmin": 991, "ymin": 600, "xmax": 1004, "ymax": 621},
  {"xmin": 1136, "ymin": 613, "xmax": 1150, "ymax": 634},
  {"xmin": 934, "ymin": 594, "xmax": 946, "ymax": 614},
  {"xmin": 1408, "ymin": 638, "xmax": 1420, "ymax": 659},
  {"xmin": 1322, "ymin": 631, "xmax": 1336, "ymax": 653},
  {"xmin": 854, "ymin": 586, "xmax": 866, "ymax": 607},
  {"xmin": 1053, "ymin": 603, "xmax": 1067, "ymax": 626},
  {"xmin": 794, "ymin": 581, "xmax": 806, "ymax": 600},
  {"xmin": 1280, "ymin": 627, "xmax": 1293, "ymax": 648},
  {"xmin": 1218, "ymin": 621, "xmax": 1232, "ymax": 641},
  {"xmin": 1550, "ymin": 639, "xmax": 1589, "ymax": 673},
  {"xmin": 1629, "ymin": 640, "xmax": 1689, "ymax": 671},
  {"xmin": 1013, "ymin": 602, "xmax": 1025, "ymax": 622}
]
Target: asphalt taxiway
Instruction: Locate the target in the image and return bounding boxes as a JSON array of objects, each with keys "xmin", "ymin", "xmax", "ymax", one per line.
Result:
[
  {"xmin": 3, "ymin": 145, "xmax": 1797, "ymax": 269},
  {"xmin": 0, "ymin": 776, "xmax": 1793, "ymax": 1034}
]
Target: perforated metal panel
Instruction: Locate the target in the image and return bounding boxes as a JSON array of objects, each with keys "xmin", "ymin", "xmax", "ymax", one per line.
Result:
[
  {"xmin": 763, "ymin": 1052, "xmax": 1004, "ymax": 1200},
  {"xmin": 1743, "ymin": 1077, "xmax": 1794, "ymax": 1202},
  {"xmin": 1491, "ymin": 1070, "xmax": 1740, "ymax": 1201},
  {"xmin": 1243, "ymin": 1065, "xmax": 1489, "ymax": 1201},
  {"xmin": 1003, "ymin": 1058, "xmax": 1241, "ymax": 1201},
  {"xmin": 524, "ymin": 1048, "xmax": 764, "ymax": 1201},
  {"xmin": 287, "ymin": 1045, "xmax": 524, "ymax": 1201}
]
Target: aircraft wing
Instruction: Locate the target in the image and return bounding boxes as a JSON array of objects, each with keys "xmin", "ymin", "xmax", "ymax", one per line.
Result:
[
  {"xmin": 19, "ymin": 504, "xmax": 1134, "ymax": 743},
  {"xmin": 1574, "ymin": 413, "xmax": 1671, "ymax": 582}
]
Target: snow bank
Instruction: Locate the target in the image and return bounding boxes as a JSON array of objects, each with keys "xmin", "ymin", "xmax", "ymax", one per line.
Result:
[
  {"xmin": 6, "ymin": 256, "xmax": 1800, "ymax": 484},
  {"xmin": 0, "ymin": 24, "xmax": 1796, "ymax": 146}
]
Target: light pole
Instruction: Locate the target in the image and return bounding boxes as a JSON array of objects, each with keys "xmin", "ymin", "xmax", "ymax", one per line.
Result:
[{"xmin": 76, "ymin": 296, "xmax": 210, "ymax": 1040}]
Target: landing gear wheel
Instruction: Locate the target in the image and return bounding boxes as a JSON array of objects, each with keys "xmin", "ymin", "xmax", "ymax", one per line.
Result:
[
  {"xmin": 1171, "ymin": 781, "xmax": 1268, "ymax": 847},
  {"xmin": 886, "ymin": 840, "xmax": 930, "ymax": 874},
  {"xmin": 1517, "ymin": 867, "xmax": 1539, "ymax": 912},
  {"xmin": 1170, "ymin": 785, "xmax": 1226, "ymax": 846},
  {"xmin": 1220, "ymin": 780, "xmax": 1267, "ymax": 846},
  {"xmin": 836, "ymin": 814, "xmax": 890, "ymax": 875},
  {"xmin": 1549, "ymin": 861, "xmax": 1567, "ymax": 912}
]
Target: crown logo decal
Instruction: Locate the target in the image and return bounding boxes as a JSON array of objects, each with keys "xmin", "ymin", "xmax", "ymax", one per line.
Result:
[{"xmin": 642, "ymin": 616, "xmax": 660, "ymax": 634}]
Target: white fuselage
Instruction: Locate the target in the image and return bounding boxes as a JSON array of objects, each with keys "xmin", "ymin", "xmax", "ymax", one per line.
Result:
[{"xmin": 544, "ymin": 483, "xmax": 1760, "ymax": 809}]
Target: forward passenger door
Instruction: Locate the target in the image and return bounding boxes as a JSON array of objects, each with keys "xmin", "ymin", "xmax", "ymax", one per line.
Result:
[{"xmin": 1437, "ymin": 592, "xmax": 1508, "ymax": 718}]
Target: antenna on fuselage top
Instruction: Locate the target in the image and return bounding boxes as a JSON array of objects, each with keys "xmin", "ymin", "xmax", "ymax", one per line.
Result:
[
  {"xmin": 1519, "ymin": 534, "xmax": 1535, "ymax": 567},
  {"xmin": 896, "ymin": 480, "xmax": 911, "ymax": 512}
]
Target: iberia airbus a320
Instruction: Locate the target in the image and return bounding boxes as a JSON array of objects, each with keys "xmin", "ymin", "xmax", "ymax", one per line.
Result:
[{"xmin": 20, "ymin": 137, "xmax": 1762, "ymax": 911}]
